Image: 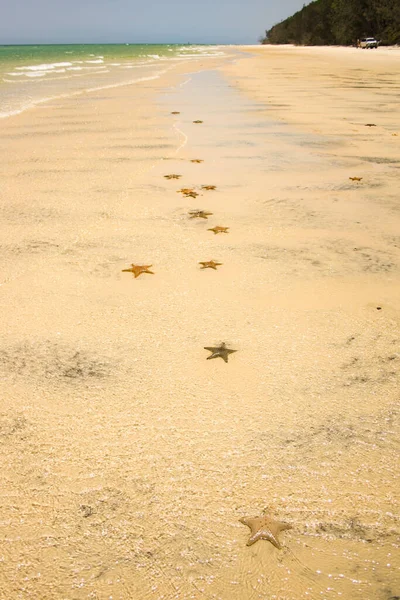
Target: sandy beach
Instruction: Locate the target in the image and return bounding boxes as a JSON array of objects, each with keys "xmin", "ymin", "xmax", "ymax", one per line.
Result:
[{"xmin": 0, "ymin": 45, "xmax": 399, "ymax": 599}]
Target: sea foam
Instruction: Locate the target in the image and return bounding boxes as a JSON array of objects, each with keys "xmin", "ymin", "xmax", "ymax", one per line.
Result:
[{"xmin": 16, "ymin": 62, "xmax": 73, "ymax": 71}]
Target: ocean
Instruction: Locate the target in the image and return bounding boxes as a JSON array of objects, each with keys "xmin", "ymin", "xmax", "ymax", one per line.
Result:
[{"xmin": 0, "ymin": 43, "xmax": 227, "ymax": 118}]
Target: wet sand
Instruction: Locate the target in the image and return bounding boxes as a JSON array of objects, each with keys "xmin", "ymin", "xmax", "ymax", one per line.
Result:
[{"xmin": 0, "ymin": 47, "xmax": 399, "ymax": 599}]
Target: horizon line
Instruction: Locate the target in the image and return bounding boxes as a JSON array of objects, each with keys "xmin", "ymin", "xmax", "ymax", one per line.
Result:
[{"xmin": 0, "ymin": 41, "xmax": 258, "ymax": 47}]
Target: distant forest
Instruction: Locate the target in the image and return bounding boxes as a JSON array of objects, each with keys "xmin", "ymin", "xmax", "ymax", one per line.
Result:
[{"xmin": 263, "ymin": 0, "xmax": 400, "ymax": 46}]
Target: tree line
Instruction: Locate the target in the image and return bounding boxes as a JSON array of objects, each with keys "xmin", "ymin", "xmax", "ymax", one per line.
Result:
[{"xmin": 262, "ymin": 0, "xmax": 400, "ymax": 46}]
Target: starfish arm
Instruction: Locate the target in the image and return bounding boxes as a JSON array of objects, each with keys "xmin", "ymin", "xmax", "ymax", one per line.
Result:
[
  {"xmin": 263, "ymin": 531, "xmax": 282, "ymax": 549},
  {"xmin": 250, "ymin": 530, "xmax": 281, "ymax": 548},
  {"xmin": 204, "ymin": 347, "xmax": 219, "ymax": 359},
  {"xmin": 240, "ymin": 517, "xmax": 263, "ymax": 537},
  {"xmin": 247, "ymin": 531, "xmax": 264, "ymax": 546},
  {"xmin": 239, "ymin": 517, "xmax": 253, "ymax": 528}
]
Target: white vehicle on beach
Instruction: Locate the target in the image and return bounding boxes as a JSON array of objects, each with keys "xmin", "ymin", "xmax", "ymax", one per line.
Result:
[{"xmin": 358, "ymin": 37, "xmax": 379, "ymax": 49}]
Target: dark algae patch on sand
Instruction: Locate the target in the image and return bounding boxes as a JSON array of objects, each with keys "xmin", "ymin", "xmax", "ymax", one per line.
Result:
[
  {"xmin": 0, "ymin": 340, "xmax": 112, "ymax": 384},
  {"xmin": 0, "ymin": 413, "xmax": 28, "ymax": 441}
]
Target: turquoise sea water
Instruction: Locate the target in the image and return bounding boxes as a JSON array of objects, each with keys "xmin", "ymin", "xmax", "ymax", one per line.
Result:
[{"xmin": 0, "ymin": 44, "xmax": 226, "ymax": 118}]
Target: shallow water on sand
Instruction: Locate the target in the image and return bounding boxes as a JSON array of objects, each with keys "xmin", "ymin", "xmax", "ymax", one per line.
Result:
[
  {"xmin": 0, "ymin": 43, "xmax": 227, "ymax": 118},
  {"xmin": 0, "ymin": 61, "xmax": 399, "ymax": 599}
]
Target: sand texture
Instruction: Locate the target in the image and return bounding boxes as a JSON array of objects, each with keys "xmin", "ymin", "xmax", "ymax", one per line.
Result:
[{"xmin": 0, "ymin": 47, "xmax": 399, "ymax": 599}]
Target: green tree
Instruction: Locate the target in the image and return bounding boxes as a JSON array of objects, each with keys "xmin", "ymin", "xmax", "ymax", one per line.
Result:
[{"xmin": 261, "ymin": 0, "xmax": 399, "ymax": 46}]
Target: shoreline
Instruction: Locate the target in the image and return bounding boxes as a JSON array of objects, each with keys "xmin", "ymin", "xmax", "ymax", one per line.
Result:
[
  {"xmin": 0, "ymin": 45, "xmax": 234, "ymax": 119},
  {"xmin": 0, "ymin": 46, "xmax": 399, "ymax": 599}
]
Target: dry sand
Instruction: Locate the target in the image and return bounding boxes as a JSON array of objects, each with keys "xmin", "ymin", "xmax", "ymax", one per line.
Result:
[{"xmin": 0, "ymin": 47, "xmax": 399, "ymax": 599}]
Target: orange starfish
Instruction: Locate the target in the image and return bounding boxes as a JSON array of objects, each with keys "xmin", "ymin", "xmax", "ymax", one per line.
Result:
[
  {"xmin": 177, "ymin": 188, "xmax": 199, "ymax": 198},
  {"xmin": 365, "ymin": 123, "xmax": 376, "ymax": 127},
  {"xmin": 208, "ymin": 226, "xmax": 229, "ymax": 234},
  {"xmin": 199, "ymin": 260, "xmax": 222, "ymax": 270},
  {"xmin": 190, "ymin": 159, "xmax": 203, "ymax": 163},
  {"xmin": 240, "ymin": 513, "xmax": 292, "ymax": 549},
  {"xmin": 164, "ymin": 174, "xmax": 181, "ymax": 180},
  {"xmin": 193, "ymin": 120, "xmax": 203, "ymax": 124},
  {"xmin": 201, "ymin": 185, "xmax": 217, "ymax": 191},
  {"xmin": 349, "ymin": 177, "xmax": 363, "ymax": 182},
  {"xmin": 189, "ymin": 210, "xmax": 213, "ymax": 219},
  {"xmin": 122, "ymin": 264, "xmax": 154, "ymax": 278},
  {"xmin": 177, "ymin": 188, "xmax": 195, "ymax": 194}
]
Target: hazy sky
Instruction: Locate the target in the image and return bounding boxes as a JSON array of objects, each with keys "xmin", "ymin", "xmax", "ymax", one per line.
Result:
[{"xmin": 1, "ymin": 0, "xmax": 309, "ymax": 45}]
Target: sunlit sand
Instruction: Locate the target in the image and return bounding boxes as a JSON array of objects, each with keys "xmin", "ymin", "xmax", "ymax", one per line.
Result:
[{"xmin": 0, "ymin": 45, "xmax": 399, "ymax": 599}]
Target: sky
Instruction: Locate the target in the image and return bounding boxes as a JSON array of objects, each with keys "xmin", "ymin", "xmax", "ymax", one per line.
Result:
[{"xmin": 0, "ymin": 0, "xmax": 309, "ymax": 45}]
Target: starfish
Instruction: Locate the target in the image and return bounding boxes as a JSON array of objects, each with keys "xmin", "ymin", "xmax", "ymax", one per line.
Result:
[
  {"xmin": 201, "ymin": 185, "xmax": 217, "ymax": 191},
  {"xmin": 122, "ymin": 264, "xmax": 154, "ymax": 278},
  {"xmin": 164, "ymin": 174, "xmax": 181, "ymax": 180},
  {"xmin": 199, "ymin": 260, "xmax": 222, "ymax": 270},
  {"xmin": 178, "ymin": 188, "xmax": 195, "ymax": 194},
  {"xmin": 349, "ymin": 176, "xmax": 363, "ymax": 182},
  {"xmin": 189, "ymin": 210, "xmax": 213, "ymax": 219},
  {"xmin": 190, "ymin": 159, "xmax": 203, "ymax": 163},
  {"xmin": 204, "ymin": 342, "xmax": 236, "ymax": 362},
  {"xmin": 208, "ymin": 226, "xmax": 229, "ymax": 234},
  {"xmin": 365, "ymin": 123, "xmax": 376, "ymax": 127},
  {"xmin": 193, "ymin": 120, "xmax": 203, "ymax": 124},
  {"xmin": 171, "ymin": 111, "xmax": 180, "ymax": 114},
  {"xmin": 239, "ymin": 513, "xmax": 292, "ymax": 549},
  {"xmin": 184, "ymin": 191, "xmax": 199, "ymax": 198}
]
